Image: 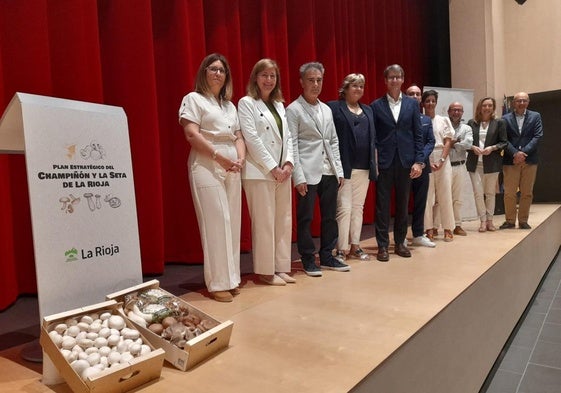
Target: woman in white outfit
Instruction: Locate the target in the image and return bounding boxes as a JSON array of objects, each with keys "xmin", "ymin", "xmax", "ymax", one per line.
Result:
[
  {"xmin": 421, "ymin": 90, "xmax": 455, "ymax": 242},
  {"xmin": 179, "ymin": 53, "xmax": 246, "ymax": 302},
  {"xmin": 238, "ymin": 59, "xmax": 295, "ymax": 286}
]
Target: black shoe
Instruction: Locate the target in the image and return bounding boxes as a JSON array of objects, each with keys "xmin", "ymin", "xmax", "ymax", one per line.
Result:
[
  {"xmin": 519, "ymin": 222, "xmax": 531, "ymax": 229},
  {"xmin": 320, "ymin": 258, "xmax": 351, "ymax": 272},
  {"xmin": 499, "ymin": 222, "xmax": 515, "ymax": 229},
  {"xmin": 377, "ymin": 247, "xmax": 389, "ymax": 262},
  {"xmin": 301, "ymin": 256, "xmax": 322, "ymax": 277},
  {"xmin": 395, "ymin": 243, "xmax": 412, "ymax": 258}
]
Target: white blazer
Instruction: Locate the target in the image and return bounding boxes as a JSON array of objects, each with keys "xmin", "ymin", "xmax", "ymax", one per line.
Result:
[
  {"xmin": 238, "ymin": 96, "xmax": 293, "ymax": 181},
  {"xmin": 286, "ymin": 95, "xmax": 344, "ymax": 186}
]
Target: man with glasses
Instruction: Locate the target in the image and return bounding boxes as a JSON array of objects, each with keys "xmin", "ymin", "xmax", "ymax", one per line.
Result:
[
  {"xmin": 500, "ymin": 92, "xmax": 543, "ymax": 230},
  {"xmin": 447, "ymin": 102, "xmax": 473, "ymax": 235},
  {"xmin": 370, "ymin": 65, "xmax": 424, "ymax": 262}
]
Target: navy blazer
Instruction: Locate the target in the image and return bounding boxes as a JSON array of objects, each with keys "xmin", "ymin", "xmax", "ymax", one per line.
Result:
[
  {"xmin": 327, "ymin": 100, "xmax": 377, "ymax": 181},
  {"xmin": 502, "ymin": 109, "xmax": 543, "ymax": 165},
  {"xmin": 370, "ymin": 94, "xmax": 424, "ymax": 170},
  {"xmin": 420, "ymin": 114, "xmax": 435, "ymax": 172},
  {"xmin": 466, "ymin": 118, "xmax": 508, "ymax": 174}
]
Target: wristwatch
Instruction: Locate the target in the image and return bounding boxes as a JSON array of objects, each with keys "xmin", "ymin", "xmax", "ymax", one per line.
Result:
[{"xmin": 439, "ymin": 157, "xmax": 445, "ymax": 163}]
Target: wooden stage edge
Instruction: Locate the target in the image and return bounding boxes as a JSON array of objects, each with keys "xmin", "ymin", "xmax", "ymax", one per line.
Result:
[{"xmin": 1, "ymin": 204, "xmax": 560, "ymax": 393}]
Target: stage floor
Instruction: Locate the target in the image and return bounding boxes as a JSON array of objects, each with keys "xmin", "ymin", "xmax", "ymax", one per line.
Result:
[{"xmin": 1, "ymin": 204, "xmax": 560, "ymax": 392}]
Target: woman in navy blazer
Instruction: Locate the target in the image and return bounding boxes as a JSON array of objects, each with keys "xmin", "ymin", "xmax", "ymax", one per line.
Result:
[
  {"xmin": 327, "ymin": 74, "xmax": 377, "ymax": 262},
  {"xmin": 466, "ymin": 97, "xmax": 507, "ymax": 232}
]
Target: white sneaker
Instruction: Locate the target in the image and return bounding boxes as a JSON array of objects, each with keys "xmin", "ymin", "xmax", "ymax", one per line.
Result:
[{"xmin": 411, "ymin": 234, "xmax": 436, "ymax": 248}]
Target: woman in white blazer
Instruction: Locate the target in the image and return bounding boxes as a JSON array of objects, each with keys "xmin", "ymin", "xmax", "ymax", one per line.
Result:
[{"xmin": 238, "ymin": 59, "xmax": 295, "ymax": 285}]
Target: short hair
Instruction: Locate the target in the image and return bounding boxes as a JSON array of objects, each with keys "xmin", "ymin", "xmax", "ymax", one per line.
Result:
[
  {"xmin": 474, "ymin": 97, "xmax": 497, "ymax": 123},
  {"xmin": 338, "ymin": 73, "xmax": 365, "ymax": 99},
  {"xmin": 383, "ymin": 64, "xmax": 404, "ymax": 79},
  {"xmin": 421, "ymin": 89, "xmax": 438, "ymax": 103},
  {"xmin": 299, "ymin": 62, "xmax": 324, "ymax": 79},
  {"xmin": 194, "ymin": 53, "xmax": 233, "ymax": 101},
  {"xmin": 246, "ymin": 58, "xmax": 284, "ymax": 102}
]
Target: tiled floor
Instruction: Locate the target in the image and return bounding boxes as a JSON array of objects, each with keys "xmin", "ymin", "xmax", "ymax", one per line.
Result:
[{"xmin": 482, "ymin": 248, "xmax": 561, "ymax": 393}]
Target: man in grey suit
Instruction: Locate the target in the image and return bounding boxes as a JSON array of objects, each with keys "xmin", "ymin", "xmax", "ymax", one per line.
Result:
[
  {"xmin": 500, "ymin": 92, "xmax": 543, "ymax": 230},
  {"xmin": 287, "ymin": 62, "xmax": 350, "ymax": 276}
]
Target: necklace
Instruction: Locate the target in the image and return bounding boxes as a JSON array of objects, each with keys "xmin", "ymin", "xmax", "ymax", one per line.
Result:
[{"xmin": 347, "ymin": 102, "xmax": 362, "ymax": 114}]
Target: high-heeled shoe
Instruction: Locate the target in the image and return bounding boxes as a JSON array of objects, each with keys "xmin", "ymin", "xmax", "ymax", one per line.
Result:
[
  {"xmin": 478, "ymin": 222, "xmax": 487, "ymax": 232},
  {"xmin": 486, "ymin": 220, "xmax": 496, "ymax": 231}
]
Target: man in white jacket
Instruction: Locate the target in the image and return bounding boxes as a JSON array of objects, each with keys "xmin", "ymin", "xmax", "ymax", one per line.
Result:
[{"xmin": 286, "ymin": 62, "xmax": 349, "ymax": 277}]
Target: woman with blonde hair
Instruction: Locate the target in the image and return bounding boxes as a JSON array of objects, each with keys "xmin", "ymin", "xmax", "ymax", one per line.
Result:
[
  {"xmin": 238, "ymin": 59, "xmax": 295, "ymax": 285},
  {"xmin": 327, "ymin": 73, "xmax": 377, "ymax": 261},
  {"xmin": 466, "ymin": 97, "xmax": 507, "ymax": 232}
]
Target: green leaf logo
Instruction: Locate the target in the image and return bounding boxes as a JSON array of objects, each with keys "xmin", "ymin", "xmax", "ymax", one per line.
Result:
[{"xmin": 65, "ymin": 247, "xmax": 79, "ymax": 262}]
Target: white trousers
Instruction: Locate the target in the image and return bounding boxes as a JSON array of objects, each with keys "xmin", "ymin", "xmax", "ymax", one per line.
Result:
[
  {"xmin": 451, "ymin": 164, "xmax": 467, "ymax": 226},
  {"xmin": 469, "ymin": 162, "xmax": 499, "ymax": 222},
  {"xmin": 425, "ymin": 158, "xmax": 455, "ymax": 231},
  {"xmin": 336, "ymin": 169, "xmax": 370, "ymax": 250},
  {"xmin": 189, "ymin": 144, "xmax": 241, "ymax": 293},
  {"xmin": 243, "ymin": 179, "xmax": 292, "ymax": 275}
]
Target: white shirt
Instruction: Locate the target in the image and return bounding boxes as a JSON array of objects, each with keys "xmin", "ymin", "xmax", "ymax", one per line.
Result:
[
  {"xmin": 515, "ymin": 111, "xmax": 526, "ymax": 131},
  {"xmin": 478, "ymin": 122, "xmax": 489, "ymax": 162},
  {"xmin": 179, "ymin": 92, "xmax": 239, "ymax": 139},
  {"xmin": 429, "ymin": 115, "xmax": 454, "ymax": 163},
  {"xmin": 387, "ymin": 93, "xmax": 402, "ymax": 122}
]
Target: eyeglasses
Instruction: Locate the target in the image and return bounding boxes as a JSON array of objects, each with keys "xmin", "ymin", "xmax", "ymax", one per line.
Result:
[
  {"xmin": 207, "ymin": 66, "xmax": 227, "ymax": 75},
  {"xmin": 514, "ymin": 99, "xmax": 529, "ymax": 103},
  {"xmin": 386, "ymin": 75, "xmax": 403, "ymax": 81}
]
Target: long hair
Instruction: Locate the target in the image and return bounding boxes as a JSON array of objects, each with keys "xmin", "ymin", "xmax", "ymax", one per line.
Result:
[
  {"xmin": 194, "ymin": 53, "xmax": 233, "ymax": 101},
  {"xmin": 246, "ymin": 58, "xmax": 284, "ymax": 102},
  {"xmin": 338, "ymin": 73, "xmax": 365, "ymax": 100},
  {"xmin": 474, "ymin": 97, "xmax": 496, "ymax": 123}
]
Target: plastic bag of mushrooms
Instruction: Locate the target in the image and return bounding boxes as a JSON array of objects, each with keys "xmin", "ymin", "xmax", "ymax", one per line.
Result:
[{"xmin": 123, "ymin": 288, "xmax": 218, "ymax": 349}]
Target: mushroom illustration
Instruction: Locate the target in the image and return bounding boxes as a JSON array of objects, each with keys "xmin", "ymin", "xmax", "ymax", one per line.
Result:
[
  {"xmin": 95, "ymin": 194, "xmax": 102, "ymax": 210},
  {"xmin": 83, "ymin": 193, "xmax": 95, "ymax": 211},
  {"xmin": 59, "ymin": 196, "xmax": 70, "ymax": 211}
]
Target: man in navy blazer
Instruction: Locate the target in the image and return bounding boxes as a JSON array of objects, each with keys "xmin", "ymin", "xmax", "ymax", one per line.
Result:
[
  {"xmin": 371, "ymin": 65, "xmax": 425, "ymax": 262},
  {"xmin": 500, "ymin": 92, "xmax": 543, "ymax": 230},
  {"xmin": 405, "ymin": 84, "xmax": 435, "ymax": 248}
]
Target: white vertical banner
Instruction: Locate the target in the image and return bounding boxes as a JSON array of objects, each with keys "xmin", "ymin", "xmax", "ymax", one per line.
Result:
[
  {"xmin": 423, "ymin": 86, "xmax": 474, "ymax": 124},
  {"xmin": 423, "ymin": 87, "xmax": 478, "ymax": 221},
  {"xmin": 0, "ymin": 92, "xmax": 143, "ymax": 383}
]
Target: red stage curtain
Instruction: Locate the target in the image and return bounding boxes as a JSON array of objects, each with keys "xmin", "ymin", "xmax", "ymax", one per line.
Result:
[{"xmin": 0, "ymin": 0, "xmax": 429, "ymax": 310}]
